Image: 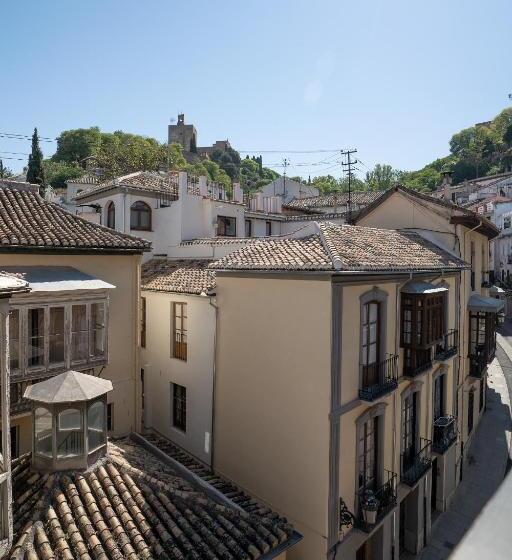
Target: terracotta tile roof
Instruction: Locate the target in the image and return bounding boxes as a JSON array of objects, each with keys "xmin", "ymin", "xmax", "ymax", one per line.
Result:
[
  {"xmin": 0, "ymin": 179, "xmax": 39, "ymax": 193},
  {"xmin": 212, "ymin": 221, "xmax": 468, "ymax": 272},
  {"xmin": 67, "ymin": 172, "xmax": 101, "ymax": 185},
  {"xmin": 10, "ymin": 439, "xmax": 297, "ymax": 560},
  {"xmin": 142, "ymin": 258, "xmax": 216, "ymax": 295},
  {"xmin": 0, "ymin": 188, "xmax": 149, "ymax": 253},
  {"xmin": 75, "ymin": 171, "xmax": 181, "ymax": 201},
  {"xmin": 285, "ymin": 190, "xmax": 384, "ymax": 210}
]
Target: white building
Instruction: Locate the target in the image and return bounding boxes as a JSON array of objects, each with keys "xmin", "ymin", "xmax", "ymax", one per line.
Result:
[{"xmin": 259, "ymin": 176, "xmax": 319, "ymax": 203}]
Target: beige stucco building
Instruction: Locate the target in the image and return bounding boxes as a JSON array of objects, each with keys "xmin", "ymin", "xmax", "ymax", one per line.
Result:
[
  {"xmin": 0, "ymin": 185, "xmax": 149, "ymax": 458},
  {"xmin": 210, "ymin": 187, "xmax": 501, "ymax": 560}
]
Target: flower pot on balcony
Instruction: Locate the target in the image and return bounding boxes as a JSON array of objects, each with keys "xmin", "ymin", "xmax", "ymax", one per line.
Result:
[
  {"xmin": 361, "ymin": 490, "xmax": 379, "ymax": 526},
  {"xmin": 362, "ymin": 507, "xmax": 378, "ymax": 525}
]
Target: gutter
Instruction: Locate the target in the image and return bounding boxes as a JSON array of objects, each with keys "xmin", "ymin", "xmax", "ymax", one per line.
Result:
[{"xmin": 208, "ymin": 296, "xmax": 218, "ymax": 470}]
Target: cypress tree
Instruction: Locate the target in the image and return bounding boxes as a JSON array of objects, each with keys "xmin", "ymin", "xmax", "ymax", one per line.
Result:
[{"xmin": 26, "ymin": 127, "xmax": 46, "ymax": 196}]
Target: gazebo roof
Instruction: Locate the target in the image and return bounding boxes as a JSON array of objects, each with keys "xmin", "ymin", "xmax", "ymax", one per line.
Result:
[{"xmin": 24, "ymin": 370, "xmax": 113, "ymax": 404}]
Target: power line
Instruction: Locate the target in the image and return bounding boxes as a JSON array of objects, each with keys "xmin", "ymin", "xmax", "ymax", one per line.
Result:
[
  {"xmin": 0, "ymin": 131, "xmax": 56, "ymax": 142},
  {"xmin": 0, "ymin": 151, "xmax": 30, "ymax": 156},
  {"xmin": 239, "ymin": 148, "xmax": 342, "ymax": 154}
]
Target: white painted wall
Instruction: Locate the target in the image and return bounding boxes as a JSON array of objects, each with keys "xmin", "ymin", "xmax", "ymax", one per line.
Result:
[
  {"xmin": 260, "ymin": 177, "xmax": 319, "ymax": 203},
  {"xmin": 141, "ymin": 290, "xmax": 216, "ymax": 465}
]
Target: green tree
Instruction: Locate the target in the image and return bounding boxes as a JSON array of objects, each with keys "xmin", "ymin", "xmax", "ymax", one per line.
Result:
[
  {"xmin": 43, "ymin": 161, "xmax": 83, "ymax": 189},
  {"xmin": 52, "ymin": 127, "xmax": 102, "ymax": 165},
  {"xmin": 365, "ymin": 164, "xmax": 400, "ymax": 190},
  {"xmin": 26, "ymin": 128, "xmax": 46, "ymax": 195},
  {"xmin": 0, "ymin": 160, "xmax": 13, "ymax": 179}
]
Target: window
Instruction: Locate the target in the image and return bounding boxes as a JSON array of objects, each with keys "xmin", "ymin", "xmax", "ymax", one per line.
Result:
[
  {"xmin": 217, "ymin": 215, "xmax": 236, "ymax": 237},
  {"xmin": 88, "ymin": 401, "xmax": 106, "ymax": 452},
  {"xmin": 57, "ymin": 408, "xmax": 83, "ymax": 457},
  {"xmin": 141, "ymin": 297, "xmax": 146, "ymax": 348},
  {"xmin": 433, "ymin": 375, "xmax": 444, "ymax": 421},
  {"xmin": 49, "ymin": 307, "xmax": 65, "ymax": 364},
  {"xmin": 362, "ymin": 302, "xmax": 380, "ymax": 386},
  {"xmin": 34, "ymin": 407, "xmax": 53, "ymax": 457},
  {"xmin": 9, "ymin": 309, "xmax": 19, "ymax": 371},
  {"xmin": 130, "ymin": 201, "xmax": 152, "ymax": 231},
  {"xmin": 172, "ymin": 383, "xmax": 186, "ymax": 431},
  {"xmin": 266, "ymin": 221, "xmax": 272, "ymax": 236},
  {"xmin": 106, "ymin": 201, "xmax": 115, "ymax": 229},
  {"xmin": 172, "ymin": 302, "xmax": 187, "ymax": 361},
  {"xmin": 28, "ymin": 308, "xmax": 44, "ymax": 367},
  {"xmin": 72, "ymin": 305, "xmax": 88, "ymax": 362},
  {"xmin": 504, "ymin": 215, "xmax": 511, "ymax": 229},
  {"xmin": 467, "ymin": 391, "xmax": 474, "ymax": 435},
  {"xmin": 358, "ymin": 417, "xmax": 378, "ymax": 491},
  {"xmin": 470, "ymin": 241, "xmax": 475, "ymax": 291},
  {"xmin": 245, "ymin": 219, "xmax": 252, "ymax": 237},
  {"xmin": 401, "ymin": 293, "xmax": 445, "ymax": 349},
  {"xmin": 402, "ymin": 393, "xmax": 417, "ymax": 467},
  {"xmin": 107, "ymin": 403, "xmax": 114, "ymax": 432},
  {"xmin": 469, "ymin": 311, "xmax": 496, "ymax": 359},
  {"xmin": 479, "ymin": 379, "xmax": 485, "ymax": 411},
  {"xmin": 90, "ymin": 302, "xmax": 106, "ymax": 359}
]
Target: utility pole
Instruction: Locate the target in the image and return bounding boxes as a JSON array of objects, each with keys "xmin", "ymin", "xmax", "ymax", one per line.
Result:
[
  {"xmin": 341, "ymin": 149, "xmax": 358, "ymax": 223},
  {"xmin": 282, "ymin": 158, "xmax": 290, "ymax": 201}
]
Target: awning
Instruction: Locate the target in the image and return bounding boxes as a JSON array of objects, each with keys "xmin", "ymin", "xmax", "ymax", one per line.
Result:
[
  {"xmin": 468, "ymin": 293, "xmax": 504, "ymax": 313},
  {"xmin": 401, "ymin": 281, "xmax": 448, "ymax": 295},
  {"xmin": 1, "ymin": 266, "xmax": 115, "ymax": 292}
]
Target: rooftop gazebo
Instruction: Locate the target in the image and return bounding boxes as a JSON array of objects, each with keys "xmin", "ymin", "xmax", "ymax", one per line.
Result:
[{"xmin": 24, "ymin": 370, "xmax": 113, "ymax": 472}]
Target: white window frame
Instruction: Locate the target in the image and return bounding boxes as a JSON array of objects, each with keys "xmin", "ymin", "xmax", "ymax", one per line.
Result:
[{"xmin": 10, "ymin": 296, "xmax": 109, "ymax": 378}]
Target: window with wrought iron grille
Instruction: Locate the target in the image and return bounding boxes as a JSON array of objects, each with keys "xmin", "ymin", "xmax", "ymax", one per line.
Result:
[
  {"xmin": 172, "ymin": 383, "xmax": 186, "ymax": 432},
  {"xmin": 172, "ymin": 302, "xmax": 187, "ymax": 361}
]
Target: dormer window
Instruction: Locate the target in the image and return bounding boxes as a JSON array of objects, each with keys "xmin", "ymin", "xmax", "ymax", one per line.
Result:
[{"xmin": 25, "ymin": 370, "xmax": 113, "ymax": 472}]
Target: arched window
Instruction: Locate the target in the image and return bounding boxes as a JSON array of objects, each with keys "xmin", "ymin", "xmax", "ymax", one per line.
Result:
[
  {"xmin": 106, "ymin": 201, "xmax": 115, "ymax": 229},
  {"xmin": 130, "ymin": 201, "xmax": 151, "ymax": 231},
  {"xmin": 34, "ymin": 407, "xmax": 53, "ymax": 457},
  {"xmin": 88, "ymin": 401, "xmax": 106, "ymax": 452},
  {"xmin": 57, "ymin": 408, "xmax": 83, "ymax": 457}
]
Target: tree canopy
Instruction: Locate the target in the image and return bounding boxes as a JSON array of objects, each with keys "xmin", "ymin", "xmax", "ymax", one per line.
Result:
[{"xmin": 26, "ymin": 128, "xmax": 46, "ymax": 195}]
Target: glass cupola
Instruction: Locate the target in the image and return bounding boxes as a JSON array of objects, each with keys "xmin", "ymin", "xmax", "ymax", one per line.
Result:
[{"xmin": 24, "ymin": 370, "xmax": 113, "ymax": 471}]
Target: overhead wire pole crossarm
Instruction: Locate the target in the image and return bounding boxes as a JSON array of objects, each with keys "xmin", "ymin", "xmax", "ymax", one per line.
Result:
[{"xmin": 340, "ymin": 148, "xmax": 358, "ymax": 223}]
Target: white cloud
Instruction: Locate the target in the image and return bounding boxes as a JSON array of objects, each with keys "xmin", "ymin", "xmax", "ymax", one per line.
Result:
[{"xmin": 304, "ymin": 79, "xmax": 323, "ymax": 105}]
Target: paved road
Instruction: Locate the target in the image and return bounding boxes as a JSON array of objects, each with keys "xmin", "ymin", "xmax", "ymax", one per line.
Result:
[{"xmin": 417, "ymin": 346, "xmax": 512, "ymax": 560}]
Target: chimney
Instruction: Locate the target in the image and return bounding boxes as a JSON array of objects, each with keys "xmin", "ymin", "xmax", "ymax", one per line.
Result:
[
  {"xmin": 178, "ymin": 171, "xmax": 188, "ymax": 200},
  {"xmin": 232, "ymin": 182, "xmax": 243, "ymax": 203},
  {"xmin": 441, "ymin": 170, "xmax": 453, "ymax": 201},
  {"xmin": 255, "ymin": 192, "xmax": 264, "ymax": 212},
  {"xmin": 199, "ymin": 176, "xmax": 208, "ymax": 197}
]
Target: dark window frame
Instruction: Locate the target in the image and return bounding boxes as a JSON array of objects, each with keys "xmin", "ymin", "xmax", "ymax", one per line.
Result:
[
  {"xmin": 106, "ymin": 201, "xmax": 115, "ymax": 229},
  {"xmin": 217, "ymin": 215, "xmax": 237, "ymax": 237},
  {"xmin": 172, "ymin": 383, "xmax": 187, "ymax": 432},
  {"xmin": 130, "ymin": 201, "xmax": 152, "ymax": 231},
  {"xmin": 265, "ymin": 221, "xmax": 272, "ymax": 236},
  {"xmin": 107, "ymin": 402, "xmax": 114, "ymax": 432},
  {"xmin": 245, "ymin": 219, "xmax": 252, "ymax": 237},
  {"xmin": 400, "ymin": 293, "xmax": 446, "ymax": 349}
]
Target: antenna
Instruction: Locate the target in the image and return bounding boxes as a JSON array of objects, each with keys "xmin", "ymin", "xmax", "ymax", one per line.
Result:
[
  {"xmin": 282, "ymin": 158, "xmax": 290, "ymax": 201},
  {"xmin": 341, "ymin": 149, "xmax": 358, "ymax": 223}
]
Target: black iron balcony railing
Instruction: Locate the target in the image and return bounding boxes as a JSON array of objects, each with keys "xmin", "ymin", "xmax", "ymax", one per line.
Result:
[
  {"xmin": 403, "ymin": 348, "xmax": 433, "ymax": 377},
  {"xmin": 359, "ymin": 355, "xmax": 398, "ymax": 402},
  {"xmin": 401, "ymin": 438, "xmax": 432, "ymax": 486},
  {"xmin": 356, "ymin": 470, "xmax": 397, "ymax": 532},
  {"xmin": 469, "ymin": 350, "xmax": 487, "ymax": 379},
  {"xmin": 434, "ymin": 330, "xmax": 458, "ymax": 361},
  {"xmin": 432, "ymin": 415, "xmax": 457, "ymax": 454}
]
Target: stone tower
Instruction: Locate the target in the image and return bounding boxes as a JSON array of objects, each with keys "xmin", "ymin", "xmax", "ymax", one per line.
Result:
[{"xmin": 168, "ymin": 114, "xmax": 198, "ymax": 152}]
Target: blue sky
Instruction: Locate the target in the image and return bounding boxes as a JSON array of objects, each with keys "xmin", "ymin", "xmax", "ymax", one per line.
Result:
[{"xmin": 1, "ymin": 0, "xmax": 511, "ymax": 179}]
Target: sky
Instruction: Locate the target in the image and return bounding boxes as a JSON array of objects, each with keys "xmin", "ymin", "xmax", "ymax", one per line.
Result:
[{"xmin": 1, "ymin": 0, "xmax": 511, "ymax": 180}]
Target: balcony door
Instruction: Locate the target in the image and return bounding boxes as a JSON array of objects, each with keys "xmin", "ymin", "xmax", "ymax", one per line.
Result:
[
  {"xmin": 402, "ymin": 392, "xmax": 417, "ymax": 469},
  {"xmin": 362, "ymin": 302, "xmax": 380, "ymax": 387},
  {"xmin": 358, "ymin": 416, "xmax": 379, "ymax": 492},
  {"xmin": 433, "ymin": 375, "xmax": 444, "ymax": 421}
]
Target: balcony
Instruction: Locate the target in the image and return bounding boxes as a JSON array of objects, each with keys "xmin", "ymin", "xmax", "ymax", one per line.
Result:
[
  {"xmin": 469, "ymin": 351, "xmax": 487, "ymax": 379},
  {"xmin": 356, "ymin": 470, "xmax": 397, "ymax": 532},
  {"xmin": 403, "ymin": 348, "xmax": 433, "ymax": 377},
  {"xmin": 401, "ymin": 438, "xmax": 432, "ymax": 486},
  {"xmin": 434, "ymin": 330, "xmax": 458, "ymax": 361},
  {"xmin": 359, "ymin": 355, "xmax": 398, "ymax": 402},
  {"xmin": 432, "ymin": 415, "xmax": 457, "ymax": 454}
]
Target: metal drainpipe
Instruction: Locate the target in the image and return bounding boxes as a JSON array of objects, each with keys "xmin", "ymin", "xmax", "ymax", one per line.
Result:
[{"xmin": 208, "ymin": 296, "xmax": 218, "ymax": 470}]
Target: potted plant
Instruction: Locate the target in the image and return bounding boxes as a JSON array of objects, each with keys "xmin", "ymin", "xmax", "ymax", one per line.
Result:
[{"xmin": 361, "ymin": 490, "xmax": 379, "ymax": 525}]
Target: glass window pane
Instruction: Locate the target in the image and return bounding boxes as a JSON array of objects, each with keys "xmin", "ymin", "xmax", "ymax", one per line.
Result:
[
  {"xmin": 49, "ymin": 307, "xmax": 65, "ymax": 364},
  {"xmin": 58, "ymin": 408, "xmax": 82, "ymax": 431},
  {"xmin": 72, "ymin": 305, "xmax": 88, "ymax": 361},
  {"xmin": 57, "ymin": 408, "xmax": 83, "ymax": 457},
  {"xmin": 9, "ymin": 309, "xmax": 19, "ymax": 370},
  {"xmin": 369, "ymin": 303, "xmax": 377, "ymax": 322},
  {"xmin": 91, "ymin": 303, "xmax": 106, "ymax": 358},
  {"xmin": 35, "ymin": 407, "xmax": 53, "ymax": 457},
  {"xmin": 28, "ymin": 308, "xmax": 45, "ymax": 367},
  {"xmin": 88, "ymin": 401, "xmax": 105, "ymax": 451}
]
